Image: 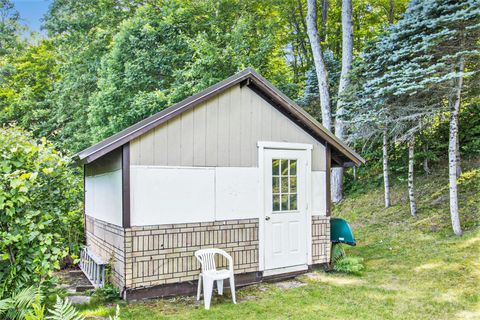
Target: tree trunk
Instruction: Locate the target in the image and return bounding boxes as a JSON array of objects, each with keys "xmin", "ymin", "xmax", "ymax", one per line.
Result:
[
  {"xmin": 448, "ymin": 58, "xmax": 464, "ymax": 236},
  {"xmin": 383, "ymin": 129, "xmax": 391, "ymax": 208},
  {"xmin": 423, "ymin": 144, "xmax": 430, "ymax": 175},
  {"xmin": 321, "ymin": 0, "xmax": 329, "ymax": 40},
  {"xmin": 408, "ymin": 137, "xmax": 417, "ymax": 217},
  {"xmin": 353, "ymin": 166, "xmax": 357, "ymax": 181},
  {"xmin": 306, "ymin": 0, "xmax": 332, "ymax": 130},
  {"xmin": 456, "ymin": 134, "xmax": 461, "ymax": 178},
  {"xmin": 388, "ymin": 0, "xmax": 394, "ymax": 24},
  {"xmin": 331, "ymin": 0, "xmax": 353, "ymax": 203}
]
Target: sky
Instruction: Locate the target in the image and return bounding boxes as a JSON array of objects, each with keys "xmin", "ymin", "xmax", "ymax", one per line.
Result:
[{"xmin": 12, "ymin": 0, "xmax": 52, "ymax": 35}]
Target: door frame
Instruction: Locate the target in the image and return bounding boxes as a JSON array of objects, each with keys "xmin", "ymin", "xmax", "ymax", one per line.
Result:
[{"xmin": 257, "ymin": 141, "xmax": 313, "ymax": 272}]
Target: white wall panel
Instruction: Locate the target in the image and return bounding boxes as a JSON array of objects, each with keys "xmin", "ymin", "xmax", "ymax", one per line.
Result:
[
  {"xmin": 312, "ymin": 171, "xmax": 327, "ymax": 216},
  {"xmin": 215, "ymin": 168, "xmax": 259, "ymax": 220},
  {"xmin": 85, "ymin": 170, "xmax": 123, "ymax": 226},
  {"xmin": 130, "ymin": 166, "xmax": 327, "ymax": 225},
  {"xmin": 130, "ymin": 166, "xmax": 215, "ymax": 226}
]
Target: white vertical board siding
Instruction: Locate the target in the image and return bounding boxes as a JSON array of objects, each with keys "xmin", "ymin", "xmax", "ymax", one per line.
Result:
[
  {"xmin": 130, "ymin": 166, "xmax": 260, "ymax": 226},
  {"xmin": 311, "ymin": 171, "xmax": 327, "ymax": 216},
  {"xmin": 130, "ymin": 166, "xmax": 215, "ymax": 225},
  {"xmin": 85, "ymin": 170, "xmax": 123, "ymax": 226},
  {"xmin": 215, "ymin": 167, "xmax": 259, "ymax": 220}
]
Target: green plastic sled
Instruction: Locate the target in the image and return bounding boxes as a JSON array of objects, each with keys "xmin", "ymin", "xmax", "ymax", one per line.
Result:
[{"xmin": 330, "ymin": 218, "xmax": 356, "ymax": 246}]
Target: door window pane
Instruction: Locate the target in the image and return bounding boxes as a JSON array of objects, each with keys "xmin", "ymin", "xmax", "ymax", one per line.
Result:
[
  {"xmin": 272, "ymin": 158, "xmax": 299, "ymax": 212},
  {"xmin": 290, "ymin": 177, "xmax": 297, "ymax": 193},
  {"xmin": 281, "ymin": 176, "xmax": 288, "ymax": 193},
  {"xmin": 272, "ymin": 160, "xmax": 280, "ymax": 176},
  {"xmin": 290, "ymin": 194, "xmax": 297, "ymax": 210},
  {"xmin": 290, "ymin": 160, "xmax": 297, "ymax": 175},
  {"xmin": 272, "ymin": 194, "xmax": 280, "ymax": 211},
  {"xmin": 281, "ymin": 195, "xmax": 289, "ymax": 211},
  {"xmin": 281, "ymin": 160, "xmax": 289, "ymax": 175},
  {"xmin": 272, "ymin": 177, "xmax": 280, "ymax": 193}
]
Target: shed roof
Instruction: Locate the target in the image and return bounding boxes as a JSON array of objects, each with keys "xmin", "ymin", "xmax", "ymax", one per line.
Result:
[{"xmin": 76, "ymin": 68, "xmax": 365, "ymax": 166}]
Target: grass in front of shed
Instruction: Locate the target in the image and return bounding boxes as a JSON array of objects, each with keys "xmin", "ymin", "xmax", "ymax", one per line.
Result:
[{"xmin": 80, "ymin": 161, "xmax": 480, "ymax": 319}]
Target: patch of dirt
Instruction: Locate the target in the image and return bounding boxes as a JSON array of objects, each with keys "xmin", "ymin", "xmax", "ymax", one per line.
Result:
[
  {"xmin": 258, "ymin": 286, "xmax": 269, "ymax": 292},
  {"xmin": 414, "ymin": 262, "xmax": 442, "ymax": 272},
  {"xmin": 304, "ymin": 272, "xmax": 364, "ymax": 286},
  {"xmin": 431, "ymin": 195, "xmax": 447, "ymax": 206},
  {"xmin": 241, "ymin": 295, "xmax": 258, "ymax": 302}
]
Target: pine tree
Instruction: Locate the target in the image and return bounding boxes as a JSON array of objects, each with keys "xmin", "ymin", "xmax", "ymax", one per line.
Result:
[{"xmin": 346, "ymin": 0, "xmax": 480, "ymax": 233}]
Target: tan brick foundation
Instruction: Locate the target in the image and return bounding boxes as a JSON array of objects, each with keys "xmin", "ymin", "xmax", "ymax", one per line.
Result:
[
  {"xmin": 125, "ymin": 218, "xmax": 259, "ymax": 289},
  {"xmin": 84, "ymin": 215, "xmax": 330, "ymax": 299}
]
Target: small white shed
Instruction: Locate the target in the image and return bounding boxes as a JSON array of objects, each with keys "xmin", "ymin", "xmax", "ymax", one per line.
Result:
[{"xmin": 76, "ymin": 68, "xmax": 364, "ymax": 300}]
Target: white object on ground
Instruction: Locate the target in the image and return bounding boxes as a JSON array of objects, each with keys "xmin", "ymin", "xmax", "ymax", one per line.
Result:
[{"xmin": 195, "ymin": 248, "xmax": 236, "ymax": 310}]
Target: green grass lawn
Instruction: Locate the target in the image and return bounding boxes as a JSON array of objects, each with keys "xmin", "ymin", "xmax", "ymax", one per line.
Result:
[{"xmin": 81, "ymin": 161, "xmax": 480, "ymax": 319}]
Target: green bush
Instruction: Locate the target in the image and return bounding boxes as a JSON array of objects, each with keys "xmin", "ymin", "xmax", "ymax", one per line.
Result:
[
  {"xmin": 333, "ymin": 257, "xmax": 365, "ymax": 275},
  {"xmin": 0, "ymin": 127, "xmax": 83, "ymax": 298},
  {"xmin": 0, "ymin": 285, "xmax": 85, "ymax": 320},
  {"xmin": 89, "ymin": 285, "xmax": 120, "ymax": 304}
]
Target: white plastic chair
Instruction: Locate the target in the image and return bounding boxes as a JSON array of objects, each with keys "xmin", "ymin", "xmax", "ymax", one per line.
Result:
[{"xmin": 195, "ymin": 248, "xmax": 236, "ymax": 310}]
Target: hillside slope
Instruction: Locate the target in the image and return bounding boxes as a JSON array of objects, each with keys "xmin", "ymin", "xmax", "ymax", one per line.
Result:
[{"xmin": 334, "ymin": 158, "xmax": 480, "ymax": 319}]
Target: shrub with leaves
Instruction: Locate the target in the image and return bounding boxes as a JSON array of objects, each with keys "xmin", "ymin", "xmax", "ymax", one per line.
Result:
[
  {"xmin": 331, "ymin": 244, "xmax": 364, "ymax": 275},
  {"xmin": 0, "ymin": 286, "xmax": 88, "ymax": 320},
  {"xmin": 0, "ymin": 127, "xmax": 83, "ymax": 298},
  {"xmin": 0, "ymin": 286, "xmax": 43, "ymax": 320},
  {"xmin": 333, "ymin": 257, "xmax": 365, "ymax": 275},
  {"xmin": 89, "ymin": 284, "xmax": 120, "ymax": 304}
]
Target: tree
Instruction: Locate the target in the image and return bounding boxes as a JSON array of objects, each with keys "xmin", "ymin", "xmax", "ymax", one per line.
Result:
[
  {"xmin": 89, "ymin": 0, "xmax": 291, "ymax": 142},
  {"xmin": 407, "ymin": 137, "xmax": 417, "ymax": 217},
  {"xmin": 0, "ymin": 40, "xmax": 59, "ymax": 138},
  {"xmin": 306, "ymin": 0, "xmax": 332, "ymax": 130},
  {"xmin": 42, "ymin": 0, "xmax": 142, "ymax": 152},
  {"xmin": 0, "ymin": 127, "xmax": 82, "ymax": 298},
  {"xmin": 0, "ymin": 0, "xmax": 22, "ymax": 56},
  {"xmin": 345, "ymin": 0, "xmax": 480, "ymax": 233},
  {"xmin": 331, "ymin": 0, "xmax": 353, "ymax": 203}
]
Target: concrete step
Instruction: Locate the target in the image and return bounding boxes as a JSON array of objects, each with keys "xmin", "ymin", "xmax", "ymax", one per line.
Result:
[
  {"xmin": 67, "ymin": 295, "xmax": 91, "ymax": 305},
  {"xmin": 76, "ymin": 284, "xmax": 95, "ymax": 292}
]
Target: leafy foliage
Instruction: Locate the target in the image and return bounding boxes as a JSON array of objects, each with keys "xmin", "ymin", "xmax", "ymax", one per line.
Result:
[
  {"xmin": 0, "ymin": 40, "xmax": 59, "ymax": 138},
  {"xmin": 0, "ymin": 0, "xmax": 24, "ymax": 56},
  {"xmin": 0, "ymin": 287, "xmax": 90, "ymax": 320},
  {"xmin": 89, "ymin": 284, "xmax": 120, "ymax": 304},
  {"xmin": 331, "ymin": 243, "xmax": 364, "ymax": 275},
  {"xmin": 88, "ymin": 0, "xmax": 292, "ymax": 142},
  {"xmin": 46, "ymin": 296, "xmax": 84, "ymax": 320},
  {"xmin": 345, "ymin": 0, "xmax": 480, "ymax": 141},
  {"xmin": 0, "ymin": 127, "xmax": 83, "ymax": 298},
  {"xmin": 333, "ymin": 256, "xmax": 365, "ymax": 275},
  {"xmin": 0, "ymin": 286, "xmax": 42, "ymax": 320}
]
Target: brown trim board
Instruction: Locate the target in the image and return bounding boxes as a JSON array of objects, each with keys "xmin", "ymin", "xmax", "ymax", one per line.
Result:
[
  {"xmin": 326, "ymin": 144, "xmax": 332, "ymax": 217},
  {"xmin": 122, "ymin": 143, "xmax": 130, "ymax": 228},
  {"xmin": 75, "ymin": 68, "xmax": 365, "ymax": 167},
  {"xmin": 83, "ymin": 164, "xmax": 87, "ymax": 241}
]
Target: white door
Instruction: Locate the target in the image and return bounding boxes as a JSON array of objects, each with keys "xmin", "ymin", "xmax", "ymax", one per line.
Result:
[{"xmin": 263, "ymin": 149, "xmax": 308, "ymax": 270}]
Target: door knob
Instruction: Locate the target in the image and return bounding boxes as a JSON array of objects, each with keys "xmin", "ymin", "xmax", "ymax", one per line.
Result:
[{"xmin": 265, "ymin": 216, "xmax": 271, "ymax": 221}]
